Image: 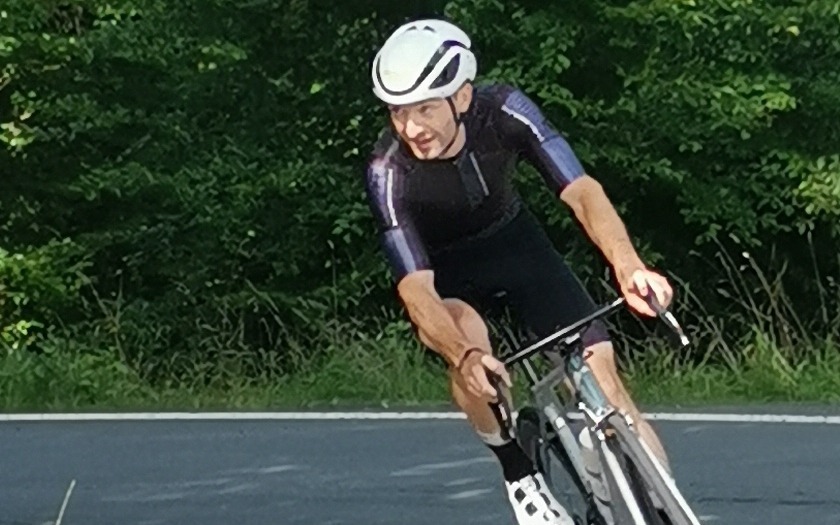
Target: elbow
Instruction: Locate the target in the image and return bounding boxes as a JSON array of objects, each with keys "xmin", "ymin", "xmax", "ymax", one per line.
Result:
[{"xmin": 397, "ymin": 270, "xmax": 437, "ymax": 315}]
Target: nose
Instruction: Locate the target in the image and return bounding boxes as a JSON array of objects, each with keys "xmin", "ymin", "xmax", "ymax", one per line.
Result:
[{"xmin": 404, "ymin": 118, "xmax": 424, "ymax": 139}]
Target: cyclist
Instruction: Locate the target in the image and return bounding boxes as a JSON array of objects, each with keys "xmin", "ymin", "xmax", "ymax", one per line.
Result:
[{"xmin": 364, "ymin": 18, "xmax": 675, "ymax": 525}]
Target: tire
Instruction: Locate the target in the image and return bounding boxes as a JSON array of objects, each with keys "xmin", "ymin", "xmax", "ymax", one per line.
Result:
[
  {"xmin": 607, "ymin": 414, "xmax": 702, "ymax": 525},
  {"xmin": 625, "ymin": 449, "xmax": 668, "ymax": 524},
  {"xmin": 514, "ymin": 406, "xmax": 546, "ymax": 472},
  {"xmin": 598, "ymin": 431, "xmax": 648, "ymax": 524},
  {"xmin": 516, "ymin": 406, "xmax": 608, "ymax": 525}
]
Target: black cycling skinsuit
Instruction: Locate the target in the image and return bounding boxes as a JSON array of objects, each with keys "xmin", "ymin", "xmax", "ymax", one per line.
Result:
[{"xmin": 364, "ymin": 83, "xmax": 609, "ymax": 351}]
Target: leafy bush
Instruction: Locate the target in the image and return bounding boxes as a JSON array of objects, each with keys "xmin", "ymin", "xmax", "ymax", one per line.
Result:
[{"xmin": 0, "ymin": 1, "xmax": 837, "ymax": 406}]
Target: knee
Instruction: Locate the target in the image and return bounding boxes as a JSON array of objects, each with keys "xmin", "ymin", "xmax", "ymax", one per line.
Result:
[
  {"xmin": 442, "ymin": 298, "xmax": 488, "ymax": 338},
  {"xmin": 447, "ymin": 367, "xmax": 513, "ymax": 446},
  {"xmin": 448, "ymin": 365, "xmax": 480, "ymax": 407},
  {"xmin": 437, "ymin": 299, "xmax": 492, "ymax": 353},
  {"xmin": 585, "ymin": 341, "xmax": 625, "ymax": 402},
  {"xmin": 416, "ymin": 298, "xmax": 487, "ymax": 349},
  {"xmin": 582, "ymin": 319, "xmax": 611, "ymax": 348},
  {"xmin": 448, "ymin": 354, "xmax": 506, "ymax": 406}
]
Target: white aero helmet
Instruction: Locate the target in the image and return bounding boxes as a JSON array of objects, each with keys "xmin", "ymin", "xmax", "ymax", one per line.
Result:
[{"xmin": 372, "ymin": 19, "xmax": 477, "ymax": 106}]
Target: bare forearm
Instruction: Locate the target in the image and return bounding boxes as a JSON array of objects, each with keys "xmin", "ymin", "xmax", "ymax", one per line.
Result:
[
  {"xmin": 582, "ymin": 198, "xmax": 644, "ymax": 271},
  {"xmin": 398, "ymin": 274, "xmax": 473, "ymax": 366},
  {"xmin": 562, "ymin": 176, "xmax": 645, "ymax": 273},
  {"xmin": 407, "ymin": 293, "xmax": 471, "ymax": 365}
]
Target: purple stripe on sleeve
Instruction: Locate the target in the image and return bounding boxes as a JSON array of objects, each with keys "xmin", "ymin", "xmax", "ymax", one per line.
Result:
[{"xmin": 502, "ymin": 89, "xmax": 585, "ymax": 192}]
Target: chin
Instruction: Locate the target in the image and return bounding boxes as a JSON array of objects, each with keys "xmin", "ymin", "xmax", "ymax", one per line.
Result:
[{"xmin": 412, "ymin": 145, "xmax": 440, "ymax": 160}]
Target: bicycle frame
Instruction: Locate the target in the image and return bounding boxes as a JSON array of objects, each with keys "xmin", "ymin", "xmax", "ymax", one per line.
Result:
[
  {"xmin": 493, "ymin": 298, "xmax": 627, "ymax": 502},
  {"xmin": 489, "ymin": 294, "xmax": 694, "ymax": 525}
]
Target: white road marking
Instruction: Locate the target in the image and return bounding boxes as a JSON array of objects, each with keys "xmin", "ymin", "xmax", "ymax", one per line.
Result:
[
  {"xmin": 0, "ymin": 411, "xmax": 839, "ymax": 424},
  {"xmin": 643, "ymin": 412, "xmax": 840, "ymax": 424},
  {"xmin": 55, "ymin": 479, "xmax": 76, "ymax": 525},
  {"xmin": 391, "ymin": 457, "xmax": 494, "ymax": 477},
  {"xmin": 445, "ymin": 477, "xmax": 481, "ymax": 487},
  {"xmin": 446, "ymin": 488, "xmax": 494, "ymax": 500},
  {"xmin": 257, "ymin": 465, "xmax": 301, "ymax": 474}
]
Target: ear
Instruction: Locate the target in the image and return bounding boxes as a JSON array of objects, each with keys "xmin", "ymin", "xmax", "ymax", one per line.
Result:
[{"xmin": 453, "ymin": 82, "xmax": 473, "ymax": 114}]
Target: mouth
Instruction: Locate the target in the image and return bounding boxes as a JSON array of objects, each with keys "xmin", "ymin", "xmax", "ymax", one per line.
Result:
[{"xmin": 414, "ymin": 137, "xmax": 434, "ymax": 149}]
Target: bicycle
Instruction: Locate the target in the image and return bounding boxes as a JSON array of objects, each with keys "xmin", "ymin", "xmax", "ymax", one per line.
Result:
[{"xmin": 485, "ymin": 293, "xmax": 704, "ymax": 525}]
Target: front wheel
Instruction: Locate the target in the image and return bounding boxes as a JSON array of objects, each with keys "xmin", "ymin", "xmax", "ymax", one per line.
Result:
[
  {"xmin": 515, "ymin": 406, "xmax": 607, "ymax": 525},
  {"xmin": 515, "ymin": 406, "xmax": 547, "ymax": 474},
  {"xmin": 606, "ymin": 414, "xmax": 702, "ymax": 525}
]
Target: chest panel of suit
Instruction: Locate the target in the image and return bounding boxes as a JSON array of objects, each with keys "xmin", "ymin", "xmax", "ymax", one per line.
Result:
[{"xmin": 403, "ymin": 130, "xmax": 519, "ymax": 250}]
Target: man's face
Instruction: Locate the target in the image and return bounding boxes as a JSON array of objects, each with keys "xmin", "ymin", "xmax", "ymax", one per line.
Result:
[{"xmin": 389, "ymin": 98, "xmax": 459, "ymax": 160}]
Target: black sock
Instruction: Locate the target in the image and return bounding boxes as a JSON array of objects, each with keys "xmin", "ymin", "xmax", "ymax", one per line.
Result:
[{"xmin": 488, "ymin": 440, "xmax": 538, "ymax": 482}]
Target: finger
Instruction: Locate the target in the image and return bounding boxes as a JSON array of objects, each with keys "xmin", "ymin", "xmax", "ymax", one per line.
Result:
[
  {"xmin": 500, "ymin": 367, "xmax": 512, "ymax": 388},
  {"xmin": 467, "ymin": 366, "xmax": 496, "ymax": 399},
  {"xmin": 466, "ymin": 357, "xmax": 489, "ymax": 395},
  {"xmin": 477, "ymin": 368, "xmax": 498, "ymax": 399},
  {"xmin": 467, "ymin": 376, "xmax": 483, "ymax": 399},
  {"xmin": 653, "ymin": 275, "xmax": 674, "ymax": 306},
  {"xmin": 631, "ymin": 270, "xmax": 649, "ymax": 296},
  {"xmin": 629, "ymin": 296, "xmax": 655, "ymax": 317},
  {"xmin": 481, "ymin": 355, "xmax": 512, "ymax": 387},
  {"xmin": 648, "ymin": 278, "xmax": 667, "ymax": 306}
]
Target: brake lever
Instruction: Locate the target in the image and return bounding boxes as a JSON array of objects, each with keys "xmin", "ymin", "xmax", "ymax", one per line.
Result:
[
  {"xmin": 644, "ymin": 290, "xmax": 691, "ymax": 348},
  {"xmin": 485, "ymin": 370, "xmax": 515, "ymax": 441}
]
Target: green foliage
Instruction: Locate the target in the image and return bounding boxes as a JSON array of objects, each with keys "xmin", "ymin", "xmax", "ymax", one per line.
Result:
[
  {"xmin": 0, "ymin": 239, "xmax": 90, "ymax": 349},
  {"xmin": 446, "ymin": 0, "xmax": 840, "ymax": 250},
  {"xmin": 0, "ymin": 0, "xmax": 838, "ymax": 404}
]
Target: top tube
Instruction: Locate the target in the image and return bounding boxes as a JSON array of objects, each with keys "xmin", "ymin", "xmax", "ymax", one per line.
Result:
[{"xmin": 501, "ymin": 297, "xmax": 626, "ymax": 366}]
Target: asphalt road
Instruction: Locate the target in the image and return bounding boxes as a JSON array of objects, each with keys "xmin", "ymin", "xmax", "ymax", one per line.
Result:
[{"xmin": 2, "ymin": 416, "xmax": 839, "ymax": 525}]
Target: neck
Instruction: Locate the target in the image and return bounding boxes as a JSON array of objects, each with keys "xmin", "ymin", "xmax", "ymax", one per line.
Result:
[{"xmin": 436, "ymin": 123, "xmax": 466, "ymax": 159}]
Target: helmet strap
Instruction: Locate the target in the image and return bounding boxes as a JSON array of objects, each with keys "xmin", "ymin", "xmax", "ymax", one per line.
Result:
[{"xmin": 438, "ymin": 97, "xmax": 463, "ymax": 158}]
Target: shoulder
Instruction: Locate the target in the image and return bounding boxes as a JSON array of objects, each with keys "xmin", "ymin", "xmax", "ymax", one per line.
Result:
[
  {"xmin": 364, "ymin": 126, "xmax": 413, "ymax": 208},
  {"xmin": 478, "ymin": 83, "xmax": 560, "ymax": 147},
  {"xmin": 470, "ymin": 82, "xmax": 541, "ymax": 114},
  {"xmin": 468, "ymin": 82, "xmax": 515, "ymax": 120},
  {"xmin": 368, "ymin": 126, "xmax": 400, "ymax": 166},
  {"xmin": 366, "ymin": 127, "xmax": 403, "ymax": 181},
  {"xmin": 483, "ymin": 83, "xmax": 547, "ymax": 125},
  {"xmin": 469, "ymin": 83, "xmax": 550, "ymax": 137}
]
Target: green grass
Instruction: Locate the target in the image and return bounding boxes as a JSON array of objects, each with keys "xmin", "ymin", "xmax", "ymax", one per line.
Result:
[
  {"xmin": 0, "ymin": 321, "xmax": 448, "ymax": 412},
  {"xmin": 2, "ymin": 320, "xmax": 839, "ymax": 412},
  {"xmin": 2, "ymin": 244, "xmax": 839, "ymax": 412},
  {"xmin": 622, "ymin": 332, "xmax": 840, "ymax": 407}
]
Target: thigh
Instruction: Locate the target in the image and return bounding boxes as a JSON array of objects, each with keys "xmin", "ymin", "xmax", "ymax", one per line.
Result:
[
  {"xmin": 427, "ymin": 239, "xmax": 500, "ymax": 315},
  {"xmin": 402, "ymin": 249, "xmax": 499, "ymax": 358},
  {"xmin": 487, "ymin": 217, "xmax": 610, "ymax": 347},
  {"xmin": 513, "ymin": 252, "xmax": 606, "ymax": 341}
]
